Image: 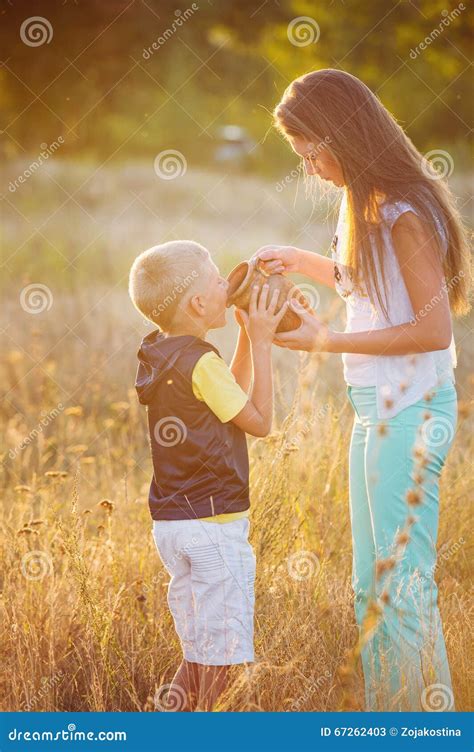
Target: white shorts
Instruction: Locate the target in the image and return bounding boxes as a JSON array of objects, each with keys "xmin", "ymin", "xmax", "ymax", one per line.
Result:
[{"xmin": 152, "ymin": 517, "xmax": 256, "ymax": 666}]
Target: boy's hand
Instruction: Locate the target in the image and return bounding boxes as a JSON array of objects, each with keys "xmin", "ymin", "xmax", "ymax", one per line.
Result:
[
  {"xmin": 248, "ymin": 284, "xmax": 288, "ymax": 345},
  {"xmin": 234, "ymin": 308, "xmax": 249, "ymax": 332}
]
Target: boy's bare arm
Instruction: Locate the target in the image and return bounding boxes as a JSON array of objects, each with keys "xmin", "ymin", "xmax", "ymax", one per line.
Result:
[
  {"xmin": 232, "ymin": 342, "xmax": 272, "ymax": 436},
  {"xmin": 231, "ymin": 286, "xmax": 288, "ymax": 437},
  {"xmin": 230, "ymin": 313, "xmax": 252, "ymax": 394}
]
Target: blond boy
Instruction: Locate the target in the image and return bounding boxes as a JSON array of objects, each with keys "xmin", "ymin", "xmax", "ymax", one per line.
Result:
[{"xmin": 129, "ymin": 240, "xmax": 287, "ymax": 710}]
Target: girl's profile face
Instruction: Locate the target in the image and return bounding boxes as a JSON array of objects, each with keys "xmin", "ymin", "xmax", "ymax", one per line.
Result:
[{"xmin": 290, "ymin": 135, "xmax": 345, "ymax": 187}]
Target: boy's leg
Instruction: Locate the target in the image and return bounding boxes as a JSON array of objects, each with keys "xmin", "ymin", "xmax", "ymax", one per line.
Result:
[
  {"xmin": 196, "ymin": 664, "xmax": 229, "ymax": 711},
  {"xmin": 167, "ymin": 660, "xmax": 200, "ymax": 711},
  {"xmin": 152, "ymin": 522, "xmax": 200, "ymax": 711},
  {"xmin": 189, "ymin": 518, "xmax": 255, "ymax": 709}
]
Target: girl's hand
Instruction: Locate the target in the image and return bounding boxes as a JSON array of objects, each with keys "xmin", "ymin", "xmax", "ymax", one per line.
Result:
[
  {"xmin": 251, "ymin": 245, "xmax": 301, "ymax": 275},
  {"xmin": 273, "ymin": 300, "xmax": 334, "ymax": 352},
  {"xmin": 248, "ymin": 284, "xmax": 289, "ymax": 345}
]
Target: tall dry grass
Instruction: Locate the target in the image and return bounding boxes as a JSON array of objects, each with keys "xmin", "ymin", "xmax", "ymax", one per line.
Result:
[
  {"xmin": 1, "ymin": 164, "xmax": 472, "ymax": 712},
  {"xmin": 1, "ymin": 301, "xmax": 472, "ymax": 712}
]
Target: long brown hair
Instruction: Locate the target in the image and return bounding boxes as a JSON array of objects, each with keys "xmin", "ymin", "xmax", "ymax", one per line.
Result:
[{"xmin": 274, "ymin": 69, "xmax": 471, "ymax": 317}]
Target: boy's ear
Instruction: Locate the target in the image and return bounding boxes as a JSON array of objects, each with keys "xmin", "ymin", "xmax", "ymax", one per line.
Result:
[{"xmin": 189, "ymin": 294, "xmax": 205, "ymax": 317}]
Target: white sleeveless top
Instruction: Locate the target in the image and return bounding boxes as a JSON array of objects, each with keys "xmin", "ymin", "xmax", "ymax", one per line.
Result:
[{"xmin": 331, "ymin": 191, "xmax": 455, "ymax": 419}]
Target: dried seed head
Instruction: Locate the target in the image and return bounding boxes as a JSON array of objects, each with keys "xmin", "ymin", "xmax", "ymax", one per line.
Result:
[
  {"xmin": 341, "ymin": 696, "xmax": 359, "ymax": 711},
  {"xmin": 406, "ymin": 488, "xmax": 423, "ymax": 506},
  {"xmin": 458, "ymin": 401, "xmax": 470, "ymax": 419},
  {"xmin": 143, "ymin": 695, "xmax": 155, "ymax": 712},
  {"xmin": 99, "ymin": 499, "xmax": 114, "ymax": 513},
  {"xmin": 64, "ymin": 406, "xmax": 83, "ymax": 416},
  {"xmin": 110, "ymin": 402, "xmax": 130, "ymax": 412},
  {"xmin": 337, "ymin": 664, "xmax": 354, "ymax": 678},
  {"xmin": 337, "ymin": 665, "xmax": 354, "ymax": 686},
  {"xmin": 377, "ymin": 423, "xmax": 388, "ymax": 437},
  {"xmin": 396, "ymin": 531, "xmax": 410, "ymax": 546},
  {"xmin": 380, "ymin": 591, "xmax": 390, "ymax": 605},
  {"xmin": 413, "ymin": 446, "xmax": 426, "ymax": 460},
  {"xmin": 362, "ymin": 602, "xmax": 382, "ymax": 632},
  {"xmin": 367, "ymin": 600, "xmax": 383, "ymax": 616},
  {"xmin": 376, "ymin": 557, "xmax": 396, "ymax": 578}
]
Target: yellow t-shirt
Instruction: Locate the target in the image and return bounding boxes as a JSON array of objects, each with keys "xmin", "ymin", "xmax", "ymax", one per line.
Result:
[{"xmin": 191, "ymin": 351, "xmax": 249, "ymax": 524}]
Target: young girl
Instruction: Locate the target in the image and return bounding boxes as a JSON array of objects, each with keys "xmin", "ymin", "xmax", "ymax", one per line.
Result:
[{"xmin": 256, "ymin": 69, "xmax": 470, "ymax": 711}]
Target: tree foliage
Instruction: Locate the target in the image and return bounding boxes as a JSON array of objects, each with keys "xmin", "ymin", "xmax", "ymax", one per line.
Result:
[{"xmin": 0, "ymin": 0, "xmax": 471, "ymax": 170}]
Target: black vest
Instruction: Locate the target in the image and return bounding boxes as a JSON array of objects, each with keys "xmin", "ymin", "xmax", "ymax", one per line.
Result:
[{"xmin": 135, "ymin": 332, "xmax": 250, "ymax": 520}]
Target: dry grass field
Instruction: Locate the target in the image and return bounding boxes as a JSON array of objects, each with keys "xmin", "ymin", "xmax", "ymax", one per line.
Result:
[{"xmin": 1, "ymin": 163, "xmax": 472, "ymax": 712}]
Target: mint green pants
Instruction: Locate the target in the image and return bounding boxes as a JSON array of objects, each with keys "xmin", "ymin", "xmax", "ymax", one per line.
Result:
[{"xmin": 347, "ymin": 381, "xmax": 457, "ymax": 711}]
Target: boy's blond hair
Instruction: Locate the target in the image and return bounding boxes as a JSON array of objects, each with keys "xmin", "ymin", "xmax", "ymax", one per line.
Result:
[{"xmin": 129, "ymin": 240, "xmax": 210, "ymax": 331}]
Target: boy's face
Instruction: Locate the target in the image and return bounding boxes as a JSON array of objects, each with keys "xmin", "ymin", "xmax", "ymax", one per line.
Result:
[{"xmin": 192, "ymin": 256, "xmax": 229, "ymax": 330}]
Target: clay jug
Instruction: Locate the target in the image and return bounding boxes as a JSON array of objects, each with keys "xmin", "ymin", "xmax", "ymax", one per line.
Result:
[{"xmin": 226, "ymin": 259, "xmax": 314, "ymax": 333}]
